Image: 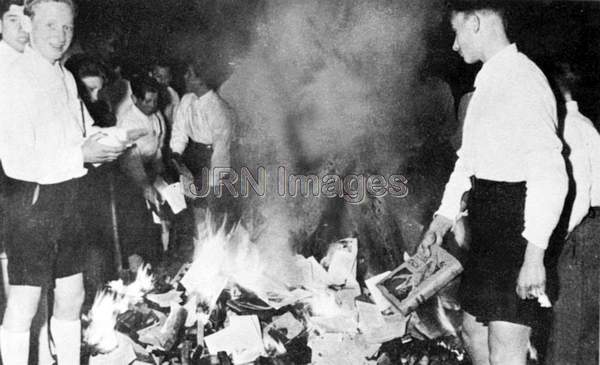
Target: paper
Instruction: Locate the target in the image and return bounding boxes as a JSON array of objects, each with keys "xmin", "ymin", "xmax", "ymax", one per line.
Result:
[
  {"xmin": 269, "ymin": 312, "xmax": 305, "ymax": 340},
  {"xmin": 204, "ymin": 315, "xmax": 266, "ymax": 364},
  {"xmin": 322, "ymin": 238, "xmax": 358, "ymax": 287},
  {"xmin": 145, "ymin": 290, "xmax": 183, "ymax": 308},
  {"xmin": 365, "ymin": 271, "xmax": 392, "ymax": 312},
  {"xmin": 154, "ymin": 178, "xmax": 187, "ymax": 214}
]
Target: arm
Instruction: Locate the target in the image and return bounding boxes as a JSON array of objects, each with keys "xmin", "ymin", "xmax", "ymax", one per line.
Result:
[
  {"xmin": 170, "ymin": 95, "xmax": 193, "ymax": 156},
  {"xmin": 208, "ymin": 96, "xmax": 233, "ymax": 170},
  {"xmin": 515, "ymin": 81, "xmax": 567, "ymax": 299},
  {"xmin": 419, "ymin": 149, "xmax": 473, "ymax": 255}
]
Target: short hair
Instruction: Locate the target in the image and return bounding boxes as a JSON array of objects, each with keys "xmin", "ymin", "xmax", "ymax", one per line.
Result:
[
  {"xmin": 1, "ymin": 0, "xmax": 24, "ymax": 17},
  {"xmin": 24, "ymin": 0, "xmax": 76, "ymax": 18},
  {"xmin": 447, "ymin": 0, "xmax": 508, "ymax": 30},
  {"xmin": 130, "ymin": 74, "xmax": 160, "ymax": 100},
  {"xmin": 447, "ymin": 0, "xmax": 506, "ymax": 15}
]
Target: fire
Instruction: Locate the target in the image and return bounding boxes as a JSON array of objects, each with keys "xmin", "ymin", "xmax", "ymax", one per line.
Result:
[
  {"xmin": 84, "ymin": 290, "xmax": 120, "ymax": 353},
  {"xmin": 84, "ymin": 264, "xmax": 155, "ymax": 352}
]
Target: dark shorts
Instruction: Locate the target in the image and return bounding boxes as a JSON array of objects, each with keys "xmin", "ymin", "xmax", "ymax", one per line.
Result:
[
  {"xmin": 4, "ymin": 177, "xmax": 86, "ymax": 287},
  {"xmin": 459, "ymin": 177, "xmax": 541, "ymax": 327}
]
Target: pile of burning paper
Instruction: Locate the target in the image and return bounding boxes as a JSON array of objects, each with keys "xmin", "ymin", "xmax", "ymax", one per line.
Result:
[{"xmin": 83, "ymin": 222, "xmax": 468, "ymax": 364}]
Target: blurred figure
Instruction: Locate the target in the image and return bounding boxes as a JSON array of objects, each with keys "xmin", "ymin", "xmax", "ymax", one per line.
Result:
[
  {"xmin": 65, "ymin": 56, "xmax": 121, "ymax": 309},
  {"xmin": 65, "ymin": 55, "xmax": 115, "ymax": 127},
  {"xmin": 117, "ymin": 74, "xmax": 166, "ymax": 269},
  {"xmin": 150, "ymin": 60, "xmax": 180, "ymax": 125},
  {"xmin": 546, "ymin": 62, "xmax": 600, "ymax": 365}
]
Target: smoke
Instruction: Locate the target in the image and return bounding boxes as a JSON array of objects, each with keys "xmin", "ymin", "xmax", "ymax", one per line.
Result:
[{"xmin": 217, "ymin": 0, "xmax": 437, "ymax": 249}]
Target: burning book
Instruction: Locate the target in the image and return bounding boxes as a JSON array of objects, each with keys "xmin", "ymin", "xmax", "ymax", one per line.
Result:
[{"xmin": 376, "ymin": 246, "xmax": 463, "ymax": 315}]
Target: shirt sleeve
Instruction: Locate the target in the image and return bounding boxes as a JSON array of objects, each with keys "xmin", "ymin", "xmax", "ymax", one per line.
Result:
[
  {"xmin": 207, "ymin": 96, "xmax": 232, "ymax": 169},
  {"xmin": 582, "ymin": 118, "xmax": 600, "ymax": 207},
  {"xmin": 516, "ymin": 82, "xmax": 567, "ymax": 249},
  {"xmin": 435, "ymin": 147, "xmax": 473, "ymax": 221},
  {"xmin": 170, "ymin": 95, "xmax": 192, "ymax": 155}
]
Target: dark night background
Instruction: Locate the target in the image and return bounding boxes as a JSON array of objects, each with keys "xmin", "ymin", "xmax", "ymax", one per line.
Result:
[{"xmin": 72, "ymin": 0, "xmax": 600, "ymax": 122}]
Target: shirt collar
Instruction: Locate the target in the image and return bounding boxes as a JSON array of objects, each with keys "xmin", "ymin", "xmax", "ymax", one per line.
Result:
[
  {"xmin": 131, "ymin": 103, "xmax": 158, "ymax": 122},
  {"xmin": 474, "ymin": 43, "xmax": 518, "ymax": 89},
  {"xmin": 566, "ymin": 100, "xmax": 579, "ymax": 113},
  {"xmin": 23, "ymin": 45, "xmax": 64, "ymax": 77},
  {"xmin": 0, "ymin": 41, "xmax": 20, "ymax": 58}
]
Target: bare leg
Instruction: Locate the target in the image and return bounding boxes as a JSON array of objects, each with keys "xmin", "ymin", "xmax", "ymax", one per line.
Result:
[
  {"xmin": 51, "ymin": 273, "xmax": 85, "ymax": 365},
  {"xmin": 1, "ymin": 285, "xmax": 42, "ymax": 365},
  {"xmin": 488, "ymin": 320, "xmax": 530, "ymax": 365},
  {"xmin": 462, "ymin": 311, "xmax": 490, "ymax": 365}
]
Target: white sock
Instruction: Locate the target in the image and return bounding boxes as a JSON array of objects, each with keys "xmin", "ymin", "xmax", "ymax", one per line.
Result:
[
  {"xmin": 50, "ymin": 317, "xmax": 81, "ymax": 365},
  {"xmin": 38, "ymin": 322, "xmax": 54, "ymax": 365},
  {"xmin": 0, "ymin": 326, "xmax": 30, "ymax": 365}
]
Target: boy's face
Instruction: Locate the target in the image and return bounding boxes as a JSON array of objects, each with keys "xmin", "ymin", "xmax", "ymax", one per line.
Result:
[
  {"xmin": 133, "ymin": 91, "xmax": 158, "ymax": 116},
  {"xmin": 29, "ymin": 1, "xmax": 74, "ymax": 63},
  {"xmin": 0, "ymin": 5, "xmax": 29, "ymax": 53}
]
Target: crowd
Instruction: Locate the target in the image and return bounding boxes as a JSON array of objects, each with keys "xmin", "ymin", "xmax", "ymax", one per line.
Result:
[{"xmin": 0, "ymin": 0, "xmax": 597, "ymax": 365}]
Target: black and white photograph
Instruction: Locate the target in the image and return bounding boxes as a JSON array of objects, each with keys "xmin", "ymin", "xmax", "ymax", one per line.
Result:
[{"xmin": 0, "ymin": 0, "xmax": 598, "ymax": 364}]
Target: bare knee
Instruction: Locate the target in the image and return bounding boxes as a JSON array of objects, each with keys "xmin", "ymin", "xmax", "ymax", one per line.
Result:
[
  {"xmin": 462, "ymin": 312, "xmax": 490, "ymax": 365},
  {"xmin": 3, "ymin": 285, "xmax": 42, "ymax": 332},
  {"xmin": 489, "ymin": 321, "xmax": 530, "ymax": 365},
  {"xmin": 53, "ymin": 274, "xmax": 85, "ymax": 320}
]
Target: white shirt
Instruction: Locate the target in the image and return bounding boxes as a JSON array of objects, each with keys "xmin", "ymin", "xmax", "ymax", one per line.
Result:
[
  {"xmin": 170, "ymin": 91, "xmax": 232, "ymax": 168},
  {"xmin": 0, "ymin": 41, "xmax": 21, "ymax": 72},
  {"xmin": 563, "ymin": 101, "xmax": 600, "ymax": 232},
  {"xmin": 163, "ymin": 86, "xmax": 180, "ymax": 124},
  {"xmin": 437, "ymin": 44, "xmax": 568, "ymax": 250},
  {"xmin": 0, "ymin": 46, "xmax": 97, "ymax": 184},
  {"xmin": 117, "ymin": 104, "xmax": 166, "ymax": 162}
]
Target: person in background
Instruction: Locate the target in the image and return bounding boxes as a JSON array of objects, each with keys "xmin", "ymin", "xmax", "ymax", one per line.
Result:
[
  {"xmin": 546, "ymin": 62, "xmax": 600, "ymax": 365},
  {"xmin": 0, "ymin": 0, "xmax": 129, "ymax": 363},
  {"xmin": 66, "ymin": 55, "xmax": 115, "ymax": 127},
  {"xmin": 170, "ymin": 60, "xmax": 233, "ymax": 222},
  {"xmin": 66, "ymin": 56, "xmax": 122, "ymax": 308},
  {"xmin": 0, "ymin": 0, "xmax": 28, "ymax": 298},
  {"xmin": 117, "ymin": 74, "xmax": 166, "ymax": 271},
  {"xmin": 418, "ymin": 2, "xmax": 567, "ymax": 364},
  {"xmin": 0, "ymin": 0, "xmax": 27, "ymax": 68},
  {"xmin": 150, "ymin": 60, "xmax": 180, "ymax": 126}
]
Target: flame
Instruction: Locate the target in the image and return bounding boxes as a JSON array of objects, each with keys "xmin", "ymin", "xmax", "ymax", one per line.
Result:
[
  {"xmin": 183, "ymin": 219, "xmax": 274, "ymax": 312},
  {"xmin": 84, "ymin": 263, "xmax": 155, "ymax": 353},
  {"xmin": 84, "ymin": 290, "xmax": 120, "ymax": 354}
]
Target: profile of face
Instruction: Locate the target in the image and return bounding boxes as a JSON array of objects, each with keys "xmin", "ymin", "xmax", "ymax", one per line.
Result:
[
  {"xmin": 133, "ymin": 91, "xmax": 158, "ymax": 116},
  {"xmin": 450, "ymin": 11, "xmax": 480, "ymax": 64},
  {"xmin": 0, "ymin": 5, "xmax": 29, "ymax": 52},
  {"xmin": 151, "ymin": 65, "xmax": 172, "ymax": 86},
  {"xmin": 28, "ymin": 1, "xmax": 74, "ymax": 63},
  {"xmin": 81, "ymin": 75, "xmax": 103, "ymax": 102},
  {"xmin": 183, "ymin": 65, "xmax": 205, "ymax": 94}
]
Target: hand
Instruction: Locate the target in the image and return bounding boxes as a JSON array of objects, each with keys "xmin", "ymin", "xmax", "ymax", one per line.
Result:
[
  {"xmin": 516, "ymin": 243, "xmax": 546, "ymax": 300},
  {"xmin": 417, "ymin": 215, "xmax": 453, "ymax": 257},
  {"xmin": 82, "ymin": 132, "xmax": 126, "ymax": 163},
  {"xmin": 143, "ymin": 185, "xmax": 162, "ymax": 210},
  {"xmin": 180, "ymin": 171, "xmax": 198, "ymax": 199}
]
